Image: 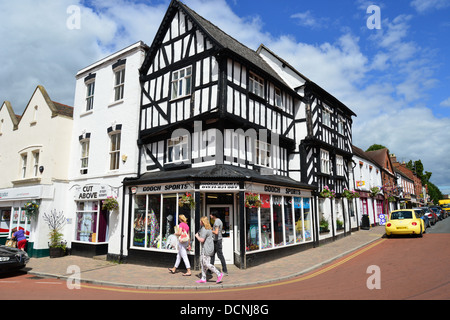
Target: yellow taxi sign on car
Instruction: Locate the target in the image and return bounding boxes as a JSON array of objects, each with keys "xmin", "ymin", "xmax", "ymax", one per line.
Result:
[{"xmin": 385, "ymin": 209, "xmax": 425, "ymax": 238}]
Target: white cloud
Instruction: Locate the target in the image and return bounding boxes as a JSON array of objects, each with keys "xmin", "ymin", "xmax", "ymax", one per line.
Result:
[
  {"xmin": 441, "ymin": 97, "xmax": 450, "ymax": 107},
  {"xmin": 411, "ymin": 0, "xmax": 450, "ymax": 13},
  {"xmin": 291, "ymin": 11, "xmax": 328, "ymax": 29}
]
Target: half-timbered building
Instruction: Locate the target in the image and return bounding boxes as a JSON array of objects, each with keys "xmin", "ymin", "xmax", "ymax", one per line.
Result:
[{"xmin": 124, "ymin": 0, "xmax": 356, "ymax": 269}]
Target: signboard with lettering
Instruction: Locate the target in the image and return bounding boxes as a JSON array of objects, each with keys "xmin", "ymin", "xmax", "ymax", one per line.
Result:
[{"xmin": 75, "ymin": 185, "xmax": 110, "ymax": 200}]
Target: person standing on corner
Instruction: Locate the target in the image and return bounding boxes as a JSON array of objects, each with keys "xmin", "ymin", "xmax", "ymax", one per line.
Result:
[
  {"xmin": 195, "ymin": 216, "xmax": 223, "ymax": 284},
  {"xmin": 12, "ymin": 228, "xmax": 27, "ymax": 251},
  {"xmin": 210, "ymin": 212, "xmax": 228, "ymax": 276}
]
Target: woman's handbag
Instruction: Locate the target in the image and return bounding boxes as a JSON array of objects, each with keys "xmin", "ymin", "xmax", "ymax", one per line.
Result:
[
  {"xmin": 5, "ymin": 239, "xmax": 17, "ymax": 248},
  {"xmin": 179, "ymin": 229, "xmax": 190, "ymax": 243}
]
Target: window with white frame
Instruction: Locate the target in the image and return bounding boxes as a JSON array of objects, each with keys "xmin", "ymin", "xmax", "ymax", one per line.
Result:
[
  {"xmin": 32, "ymin": 151, "xmax": 40, "ymax": 177},
  {"xmin": 21, "ymin": 154, "xmax": 27, "ymax": 179},
  {"xmin": 323, "ymin": 104, "xmax": 332, "ymax": 128},
  {"xmin": 256, "ymin": 140, "xmax": 271, "ymax": 167},
  {"xmin": 114, "ymin": 67, "xmax": 125, "ymax": 101},
  {"xmin": 320, "ymin": 149, "xmax": 330, "ymax": 174},
  {"xmin": 336, "ymin": 155, "xmax": 344, "ymax": 176},
  {"xmin": 167, "ymin": 135, "xmax": 189, "ymax": 163},
  {"xmin": 109, "ymin": 132, "xmax": 121, "ymax": 170},
  {"xmin": 86, "ymin": 81, "xmax": 95, "ymax": 111},
  {"xmin": 337, "ymin": 116, "xmax": 344, "ymax": 135},
  {"xmin": 80, "ymin": 139, "xmax": 90, "ymax": 175},
  {"xmin": 171, "ymin": 66, "xmax": 192, "ymax": 100},
  {"xmin": 274, "ymin": 87, "xmax": 282, "ymax": 108},
  {"xmin": 249, "ymin": 73, "xmax": 264, "ymax": 97}
]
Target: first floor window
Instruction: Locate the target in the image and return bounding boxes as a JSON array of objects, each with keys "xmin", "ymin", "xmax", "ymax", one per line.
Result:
[
  {"xmin": 336, "ymin": 155, "xmax": 344, "ymax": 176},
  {"xmin": 21, "ymin": 154, "xmax": 27, "ymax": 179},
  {"xmin": 274, "ymin": 87, "xmax": 282, "ymax": 108},
  {"xmin": 321, "ymin": 149, "xmax": 330, "ymax": 174},
  {"xmin": 32, "ymin": 151, "xmax": 40, "ymax": 177},
  {"xmin": 167, "ymin": 135, "xmax": 189, "ymax": 163},
  {"xmin": 171, "ymin": 66, "xmax": 192, "ymax": 100},
  {"xmin": 109, "ymin": 132, "xmax": 121, "ymax": 170},
  {"xmin": 256, "ymin": 140, "xmax": 271, "ymax": 167},
  {"xmin": 80, "ymin": 139, "xmax": 90, "ymax": 175}
]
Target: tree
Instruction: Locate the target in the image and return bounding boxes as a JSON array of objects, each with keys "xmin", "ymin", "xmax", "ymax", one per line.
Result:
[{"xmin": 365, "ymin": 144, "xmax": 387, "ymax": 152}]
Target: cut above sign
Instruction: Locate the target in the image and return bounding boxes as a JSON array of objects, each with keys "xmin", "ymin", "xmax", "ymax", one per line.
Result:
[{"xmin": 75, "ymin": 185, "xmax": 110, "ymax": 200}]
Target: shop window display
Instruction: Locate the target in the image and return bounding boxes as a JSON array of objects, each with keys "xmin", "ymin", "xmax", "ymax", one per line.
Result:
[
  {"xmin": 132, "ymin": 193, "xmax": 194, "ymax": 252},
  {"xmin": 302, "ymin": 198, "xmax": 312, "ymax": 241},
  {"xmin": 246, "ymin": 207, "xmax": 259, "ymax": 251},
  {"xmin": 284, "ymin": 197, "xmax": 294, "ymax": 245},
  {"xmin": 260, "ymin": 194, "xmax": 272, "ymax": 250},
  {"xmin": 272, "ymin": 196, "xmax": 283, "ymax": 247},
  {"xmin": 75, "ymin": 201, "xmax": 108, "ymax": 243}
]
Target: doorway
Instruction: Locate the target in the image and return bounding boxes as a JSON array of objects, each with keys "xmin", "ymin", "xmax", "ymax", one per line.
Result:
[{"xmin": 207, "ymin": 204, "xmax": 234, "ymax": 265}]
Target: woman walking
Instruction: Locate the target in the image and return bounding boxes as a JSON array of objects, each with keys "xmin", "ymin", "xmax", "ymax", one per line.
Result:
[
  {"xmin": 195, "ymin": 216, "xmax": 224, "ymax": 284},
  {"xmin": 168, "ymin": 214, "xmax": 192, "ymax": 276}
]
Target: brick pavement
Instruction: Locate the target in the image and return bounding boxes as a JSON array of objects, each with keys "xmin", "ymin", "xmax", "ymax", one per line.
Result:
[{"xmin": 24, "ymin": 226, "xmax": 385, "ymax": 290}]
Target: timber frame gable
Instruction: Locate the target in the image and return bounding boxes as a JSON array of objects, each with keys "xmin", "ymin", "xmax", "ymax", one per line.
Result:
[{"xmin": 138, "ymin": 0, "xmax": 301, "ymax": 177}]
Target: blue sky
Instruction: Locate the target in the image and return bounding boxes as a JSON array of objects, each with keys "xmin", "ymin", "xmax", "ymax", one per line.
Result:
[{"xmin": 1, "ymin": 0, "xmax": 450, "ymax": 193}]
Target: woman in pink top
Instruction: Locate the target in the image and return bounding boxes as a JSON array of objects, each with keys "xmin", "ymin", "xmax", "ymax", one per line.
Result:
[{"xmin": 168, "ymin": 215, "xmax": 192, "ymax": 276}]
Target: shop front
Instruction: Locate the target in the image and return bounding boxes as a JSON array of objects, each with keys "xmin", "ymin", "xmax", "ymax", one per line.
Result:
[
  {"xmin": 0, "ymin": 185, "xmax": 58, "ymax": 257},
  {"xmin": 124, "ymin": 164, "xmax": 316, "ymax": 269},
  {"xmin": 71, "ymin": 184, "xmax": 117, "ymax": 257}
]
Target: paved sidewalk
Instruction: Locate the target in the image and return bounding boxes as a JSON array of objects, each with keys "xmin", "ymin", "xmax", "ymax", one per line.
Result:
[{"xmin": 24, "ymin": 227, "xmax": 385, "ymax": 290}]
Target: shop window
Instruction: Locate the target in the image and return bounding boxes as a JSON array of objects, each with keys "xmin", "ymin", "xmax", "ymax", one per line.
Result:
[
  {"xmin": 302, "ymin": 198, "xmax": 312, "ymax": 241},
  {"xmin": 260, "ymin": 194, "xmax": 272, "ymax": 249},
  {"xmin": 75, "ymin": 201, "xmax": 108, "ymax": 243},
  {"xmin": 132, "ymin": 193, "xmax": 192, "ymax": 252},
  {"xmin": 246, "ymin": 206, "xmax": 259, "ymax": 252},
  {"xmin": 284, "ymin": 197, "xmax": 294, "ymax": 245},
  {"xmin": 272, "ymin": 196, "xmax": 283, "ymax": 247}
]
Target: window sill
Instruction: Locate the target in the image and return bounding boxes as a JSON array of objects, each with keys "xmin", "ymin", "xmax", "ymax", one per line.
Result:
[
  {"xmin": 108, "ymin": 100, "xmax": 124, "ymax": 108},
  {"xmin": 12, "ymin": 177, "xmax": 41, "ymax": 186},
  {"xmin": 80, "ymin": 110, "xmax": 93, "ymax": 118}
]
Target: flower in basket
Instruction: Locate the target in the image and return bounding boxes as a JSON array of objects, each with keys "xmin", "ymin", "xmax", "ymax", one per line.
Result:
[
  {"xmin": 319, "ymin": 185, "xmax": 336, "ymax": 199},
  {"xmin": 343, "ymin": 188, "xmax": 360, "ymax": 200},
  {"xmin": 178, "ymin": 192, "xmax": 195, "ymax": 209},
  {"xmin": 369, "ymin": 186, "xmax": 381, "ymax": 198},
  {"xmin": 24, "ymin": 200, "xmax": 39, "ymax": 219},
  {"xmin": 102, "ymin": 196, "xmax": 119, "ymax": 211},
  {"xmin": 245, "ymin": 193, "xmax": 262, "ymax": 208}
]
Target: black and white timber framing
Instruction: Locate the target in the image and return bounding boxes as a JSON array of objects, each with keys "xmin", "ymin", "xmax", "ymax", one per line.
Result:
[{"xmin": 131, "ymin": 0, "xmax": 357, "ymax": 266}]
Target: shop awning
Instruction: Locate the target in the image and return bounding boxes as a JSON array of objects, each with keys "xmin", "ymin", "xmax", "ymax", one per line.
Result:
[{"xmin": 124, "ymin": 165, "xmax": 316, "ymax": 190}]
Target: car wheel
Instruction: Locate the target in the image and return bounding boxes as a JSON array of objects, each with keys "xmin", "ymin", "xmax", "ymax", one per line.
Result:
[{"xmin": 418, "ymin": 227, "xmax": 423, "ymax": 238}]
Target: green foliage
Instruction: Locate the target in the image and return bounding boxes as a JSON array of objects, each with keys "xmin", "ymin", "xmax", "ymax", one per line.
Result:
[{"xmin": 365, "ymin": 144, "xmax": 387, "ymax": 152}]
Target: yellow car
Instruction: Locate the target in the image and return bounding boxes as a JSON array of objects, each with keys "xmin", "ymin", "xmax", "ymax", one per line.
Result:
[{"xmin": 385, "ymin": 209, "xmax": 425, "ymax": 238}]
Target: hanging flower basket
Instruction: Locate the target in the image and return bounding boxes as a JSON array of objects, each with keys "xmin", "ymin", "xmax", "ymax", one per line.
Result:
[
  {"xmin": 102, "ymin": 196, "xmax": 119, "ymax": 211},
  {"xmin": 24, "ymin": 200, "xmax": 39, "ymax": 219},
  {"xmin": 178, "ymin": 192, "xmax": 195, "ymax": 209},
  {"xmin": 369, "ymin": 186, "xmax": 381, "ymax": 198},
  {"xmin": 245, "ymin": 193, "xmax": 262, "ymax": 208},
  {"xmin": 343, "ymin": 188, "xmax": 360, "ymax": 200},
  {"xmin": 319, "ymin": 186, "xmax": 336, "ymax": 199}
]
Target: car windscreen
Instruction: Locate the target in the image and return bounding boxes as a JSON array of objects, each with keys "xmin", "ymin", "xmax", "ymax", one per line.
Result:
[{"xmin": 390, "ymin": 211, "xmax": 413, "ymax": 219}]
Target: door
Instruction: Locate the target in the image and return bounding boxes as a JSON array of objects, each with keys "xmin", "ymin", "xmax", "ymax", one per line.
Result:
[{"xmin": 207, "ymin": 205, "xmax": 233, "ymax": 265}]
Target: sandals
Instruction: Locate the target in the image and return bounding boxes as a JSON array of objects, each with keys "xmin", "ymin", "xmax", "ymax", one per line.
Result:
[
  {"xmin": 183, "ymin": 273, "xmax": 192, "ymax": 276},
  {"xmin": 168, "ymin": 268, "xmax": 176, "ymax": 274}
]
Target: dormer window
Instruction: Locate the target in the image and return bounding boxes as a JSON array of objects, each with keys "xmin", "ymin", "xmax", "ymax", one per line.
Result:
[{"xmin": 249, "ymin": 73, "xmax": 264, "ymax": 98}]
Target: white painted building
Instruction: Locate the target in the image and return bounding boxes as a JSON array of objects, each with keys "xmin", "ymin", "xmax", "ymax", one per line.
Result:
[
  {"xmin": 67, "ymin": 41, "xmax": 148, "ymax": 258},
  {"xmin": 0, "ymin": 86, "xmax": 73, "ymax": 256},
  {"xmin": 352, "ymin": 145, "xmax": 384, "ymax": 226}
]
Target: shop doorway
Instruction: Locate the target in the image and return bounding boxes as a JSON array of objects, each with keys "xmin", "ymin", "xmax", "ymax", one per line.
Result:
[{"xmin": 207, "ymin": 204, "xmax": 234, "ymax": 265}]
